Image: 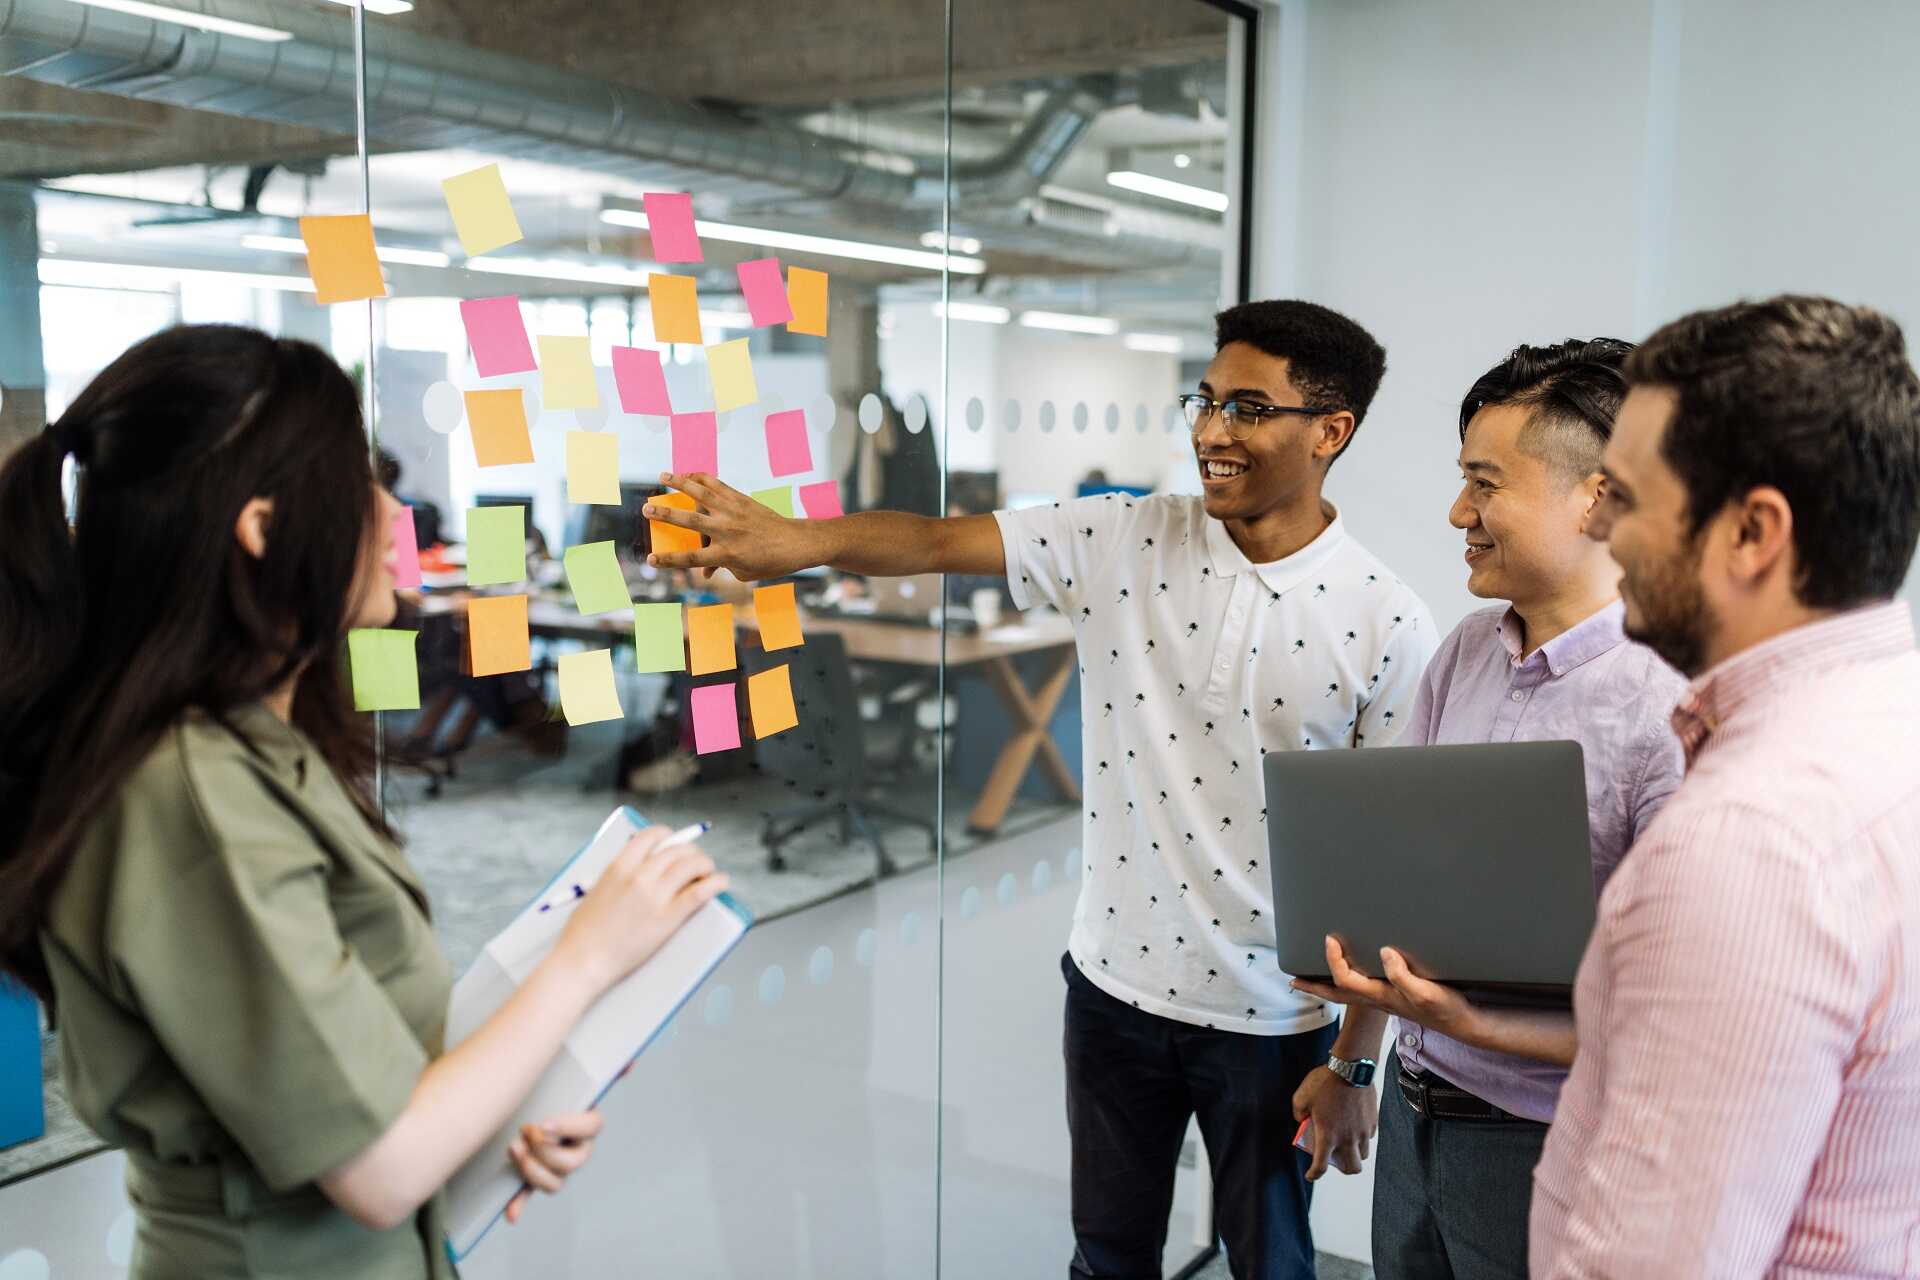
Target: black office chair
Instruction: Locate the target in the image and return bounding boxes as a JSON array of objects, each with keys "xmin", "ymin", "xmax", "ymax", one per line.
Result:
[{"xmin": 744, "ymin": 633, "xmax": 938, "ymax": 877}]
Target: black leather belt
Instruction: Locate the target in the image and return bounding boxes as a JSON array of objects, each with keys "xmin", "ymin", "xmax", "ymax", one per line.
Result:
[{"xmin": 1396, "ymin": 1062, "xmax": 1542, "ymax": 1125}]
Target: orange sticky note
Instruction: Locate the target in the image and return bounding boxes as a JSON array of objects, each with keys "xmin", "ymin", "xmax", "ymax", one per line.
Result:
[
  {"xmin": 753, "ymin": 582, "xmax": 804, "ymax": 652},
  {"xmin": 686, "ymin": 602, "xmax": 736, "ymax": 676},
  {"xmin": 647, "ymin": 490, "xmax": 701, "ymax": 556},
  {"xmin": 787, "ymin": 267, "xmax": 828, "ymax": 337},
  {"xmin": 468, "ymin": 594, "xmax": 531, "ymax": 676},
  {"xmin": 649, "ymin": 274, "xmax": 703, "ymax": 344},
  {"xmin": 748, "ymin": 664, "xmax": 799, "ymax": 739},
  {"xmin": 466, "ymin": 388, "xmax": 534, "ymax": 467},
  {"xmin": 298, "ymin": 214, "xmax": 387, "ymax": 305}
]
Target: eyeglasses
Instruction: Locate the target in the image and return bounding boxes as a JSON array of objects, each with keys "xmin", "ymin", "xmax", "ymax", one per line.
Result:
[{"xmin": 1177, "ymin": 393, "xmax": 1339, "ymax": 441}]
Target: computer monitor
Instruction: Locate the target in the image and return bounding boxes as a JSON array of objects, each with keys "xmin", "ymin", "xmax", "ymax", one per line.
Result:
[{"xmin": 947, "ymin": 470, "xmax": 999, "ymax": 515}]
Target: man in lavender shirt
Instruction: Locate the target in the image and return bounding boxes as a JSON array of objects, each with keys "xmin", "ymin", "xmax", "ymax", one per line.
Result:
[{"xmin": 1293, "ymin": 339, "xmax": 1686, "ymax": 1280}]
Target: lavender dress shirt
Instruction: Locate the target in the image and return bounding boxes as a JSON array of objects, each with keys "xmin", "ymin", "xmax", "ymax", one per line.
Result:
[{"xmin": 1391, "ymin": 600, "xmax": 1687, "ymax": 1122}]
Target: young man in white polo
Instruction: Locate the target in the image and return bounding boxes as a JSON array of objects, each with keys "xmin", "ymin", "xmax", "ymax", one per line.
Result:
[{"xmin": 646, "ymin": 300, "xmax": 1436, "ymax": 1279}]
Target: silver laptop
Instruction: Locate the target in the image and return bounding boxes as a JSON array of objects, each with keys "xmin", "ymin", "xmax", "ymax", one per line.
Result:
[{"xmin": 1264, "ymin": 741, "xmax": 1594, "ymax": 1006}]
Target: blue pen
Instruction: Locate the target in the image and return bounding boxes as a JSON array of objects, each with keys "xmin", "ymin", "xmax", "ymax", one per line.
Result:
[{"xmin": 535, "ymin": 821, "xmax": 712, "ymax": 914}]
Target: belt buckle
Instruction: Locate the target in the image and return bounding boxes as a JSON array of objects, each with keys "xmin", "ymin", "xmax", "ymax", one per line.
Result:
[{"xmin": 1399, "ymin": 1067, "xmax": 1431, "ymax": 1117}]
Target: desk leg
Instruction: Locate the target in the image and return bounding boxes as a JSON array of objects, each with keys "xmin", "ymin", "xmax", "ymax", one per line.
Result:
[{"xmin": 968, "ymin": 648, "xmax": 1081, "ymax": 833}]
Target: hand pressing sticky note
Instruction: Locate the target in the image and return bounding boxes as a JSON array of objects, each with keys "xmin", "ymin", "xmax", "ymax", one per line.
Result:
[
  {"xmin": 538, "ymin": 335, "xmax": 598, "ymax": 411},
  {"xmin": 298, "ymin": 214, "xmax": 386, "ymax": 305},
  {"xmin": 648, "ymin": 274, "xmax": 702, "ymax": 345},
  {"xmin": 347, "ymin": 629, "xmax": 419, "ymax": 711},
  {"xmin": 750, "ymin": 486, "xmax": 795, "ymax": 518},
  {"xmin": 566, "ymin": 431, "xmax": 620, "ymax": 505},
  {"xmin": 748, "ymin": 664, "xmax": 799, "ymax": 740},
  {"xmin": 737, "ymin": 257, "xmax": 793, "ymax": 327},
  {"xmin": 442, "ymin": 162, "xmax": 523, "ymax": 257},
  {"xmin": 465, "ymin": 505, "xmax": 526, "ymax": 586},
  {"xmin": 612, "ymin": 345, "xmax": 672, "ymax": 415},
  {"xmin": 787, "ymin": 267, "xmax": 828, "ymax": 337},
  {"xmin": 642, "ymin": 192, "xmax": 703, "ymax": 264},
  {"xmin": 558, "ymin": 649, "xmax": 623, "ymax": 726},
  {"xmin": 468, "ymin": 593, "xmax": 531, "ymax": 676},
  {"xmin": 647, "ymin": 491, "xmax": 701, "ymax": 556},
  {"xmin": 798, "ymin": 480, "xmax": 843, "ymax": 520},
  {"xmin": 765, "ymin": 409, "xmax": 812, "ymax": 478},
  {"xmin": 563, "ymin": 540, "xmax": 631, "ymax": 615},
  {"xmin": 671, "ymin": 411, "xmax": 718, "ymax": 477},
  {"xmin": 686, "ymin": 602, "xmax": 736, "ymax": 676},
  {"xmin": 690, "ymin": 682, "xmax": 741, "ymax": 755},
  {"xmin": 390, "ymin": 507, "xmax": 422, "ymax": 589},
  {"xmin": 460, "ymin": 295, "xmax": 535, "ymax": 377},
  {"xmin": 632, "ymin": 603, "xmax": 686, "ymax": 674},
  {"xmin": 707, "ymin": 338, "xmax": 757, "ymax": 414},
  {"xmin": 465, "ymin": 388, "xmax": 534, "ymax": 467},
  {"xmin": 753, "ymin": 582, "xmax": 804, "ymax": 652}
]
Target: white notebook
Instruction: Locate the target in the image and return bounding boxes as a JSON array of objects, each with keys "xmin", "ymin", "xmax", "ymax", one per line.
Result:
[{"xmin": 440, "ymin": 807, "xmax": 752, "ymax": 1262}]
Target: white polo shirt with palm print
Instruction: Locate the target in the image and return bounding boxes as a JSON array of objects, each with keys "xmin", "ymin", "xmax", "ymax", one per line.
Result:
[{"xmin": 995, "ymin": 493, "xmax": 1435, "ymax": 1035}]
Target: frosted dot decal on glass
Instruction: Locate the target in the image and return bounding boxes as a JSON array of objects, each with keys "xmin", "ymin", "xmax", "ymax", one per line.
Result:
[
  {"xmin": 856, "ymin": 927, "xmax": 877, "ymax": 967},
  {"xmin": 1135, "ymin": 403, "xmax": 1150, "ymax": 433},
  {"xmin": 0, "ymin": 1251, "xmax": 50, "ymax": 1280},
  {"xmin": 813, "ymin": 393, "xmax": 838, "ymax": 432},
  {"xmin": 1032, "ymin": 859, "xmax": 1055, "ymax": 893},
  {"xmin": 704, "ymin": 984, "xmax": 734, "ymax": 1027},
  {"xmin": 422, "ymin": 380, "xmax": 463, "ymax": 434},
  {"xmin": 965, "ymin": 397, "xmax": 985, "ymax": 431},
  {"xmin": 960, "ymin": 886, "xmax": 983, "ymax": 920},
  {"xmin": 1039, "ymin": 400, "xmax": 1057, "ymax": 433},
  {"xmin": 900, "ymin": 911, "xmax": 923, "ymax": 946},
  {"xmin": 1105, "ymin": 403, "xmax": 1121, "ymax": 433},
  {"xmin": 1004, "ymin": 399, "xmax": 1021, "ymax": 432},
  {"xmin": 758, "ymin": 965, "xmax": 786, "ymax": 1005},
  {"xmin": 858, "ymin": 392, "xmax": 884, "ymax": 434},
  {"xmin": 904, "ymin": 393, "xmax": 928, "ymax": 434},
  {"xmin": 808, "ymin": 945, "xmax": 834, "ymax": 985},
  {"xmin": 997, "ymin": 872, "xmax": 1018, "ymax": 907}
]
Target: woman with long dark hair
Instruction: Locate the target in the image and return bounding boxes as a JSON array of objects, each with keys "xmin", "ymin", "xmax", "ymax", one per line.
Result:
[{"xmin": 0, "ymin": 325, "xmax": 727, "ymax": 1277}]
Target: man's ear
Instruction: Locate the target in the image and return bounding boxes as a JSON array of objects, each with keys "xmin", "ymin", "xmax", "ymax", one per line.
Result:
[
  {"xmin": 234, "ymin": 497, "xmax": 274, "ymax": 561},
  {"xmin": 1315, "ymin": 411, "xmax": 1357, "ymax": 463}
]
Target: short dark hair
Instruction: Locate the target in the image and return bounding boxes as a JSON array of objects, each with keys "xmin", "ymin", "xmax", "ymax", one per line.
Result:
[
  {"xmin": 1214, "ymin": 300, "xmax": 1387, "ymax": 465},
  {"xmin": 1626, "ymin": 295, "xmax": 1920, "ymax": 610},
  {"xmin": 1458, "ymin": 338, "xmax": 1635, "ymax": 484}
]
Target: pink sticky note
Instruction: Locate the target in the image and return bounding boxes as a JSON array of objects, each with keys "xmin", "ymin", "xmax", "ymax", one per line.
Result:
[
  {"xmin": 798, "ymin": 480, "xmax": 843, "ymax": 519},
  {"xmin": 459, "ymin": 296, "xmax": 535, "ymax": 377},
  {"xmin": 611, "ymin": 345, "xmax": 672, "ymax": 415},
  {"xmin": 765, "ymin": 409, "xmax": 813, "ymax": 478},
  {"xmin": 737, "ymin": 258, "xmax": 794, "ymax": 327},
  {"xmin": 390, "ymin": 507, "xmax": 422, "ymax": 588},
  {"xmin": 644, "ymin": 192, "xmax": 702, "ymax": 264},
  {"xmin": 690, "ymin": 682, "xmax": 741, "ymax": 754},
  {"xmin": 671, "ymin": 411, "xmax": 719, "ymax": 476}
]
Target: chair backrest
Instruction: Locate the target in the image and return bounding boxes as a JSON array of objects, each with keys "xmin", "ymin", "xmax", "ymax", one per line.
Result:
[{"xmin": 742, "ymin": 632, "xmax": 866, "ymax": 791}]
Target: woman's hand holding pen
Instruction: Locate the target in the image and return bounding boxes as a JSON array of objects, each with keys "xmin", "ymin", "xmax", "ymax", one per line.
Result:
[
  {"xmin": 550, "ymin": 825, "xmax": 729, "ymax": 1000},
  {"xmin": 504, "ymin": 1112, "xmax": 602, "ymax": 1224}
]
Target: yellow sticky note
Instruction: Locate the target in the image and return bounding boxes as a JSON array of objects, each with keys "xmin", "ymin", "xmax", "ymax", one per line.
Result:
[
  {"xmin": 748, "ymin": 664, "xmax": 799, "ymax": 739},
  {"xmin": 557, "ymin": 648, "xmax": 623, "ymax": 726},
  {"xmin": 566, "ymin": 431, "xmax": 619, "ymax": 505},
  {"xmin": 648, "ymin": 274, "xmax": 703, "ymax": 345},
  {"xmin": 466, "ymin": 389, "xmax": 534, "ymax": 467},
  {"xmin": 706, "ymin": 338, "xmax": 758, "ymax": 413},
  {"xmin": 686, "ymin": 602, "xmax": 736, "ymax": 676},
  {"xmin": 753, "ymin": 582, "xmax": 804, "ymax": 652},
  {"xmin": 441, "ymin": 163, "xmax": 523, "ymax": 257},
  {"xmin": 538, "ymin": 335, "xmax": 599, "ymax": 411},
  {"xmin": 297, "ymin": 214, "xmax": 387, "ymax": 305},
  {"xmin": 787, "ymin": 267, "xmax": 828, "ymax": 337},
  {"xmin": 468, "ymin": 594, "xmax": 531, "ymax": 677},
  {"xmin": 647, "ymin": 491, "xmax": 701, "ymax": 556}
]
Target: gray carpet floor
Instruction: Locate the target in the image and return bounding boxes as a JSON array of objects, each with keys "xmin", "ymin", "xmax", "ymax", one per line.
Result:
[{"xmin": 1191, "ymin": 1253, "xmax": 1373, "ymax": 1280}]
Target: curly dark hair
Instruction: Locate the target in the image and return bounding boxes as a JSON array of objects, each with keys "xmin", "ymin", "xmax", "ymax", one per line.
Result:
[
  {"xmin": 1213, "ymin": 300, "xmax": 1387, "ymax": 466},
  {"xmin": 1626, "ymin": 295, "xmax": 1920, "ymax": 609},
  {"xmin": 1458, "ymin": 338, "xmax": 1635, "ymax": 483}
]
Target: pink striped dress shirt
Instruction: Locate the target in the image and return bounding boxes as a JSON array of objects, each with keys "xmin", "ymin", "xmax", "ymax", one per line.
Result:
[{"xmin": 1531, "ymin": 602, "xmax": 1920, "ymax": 1278}]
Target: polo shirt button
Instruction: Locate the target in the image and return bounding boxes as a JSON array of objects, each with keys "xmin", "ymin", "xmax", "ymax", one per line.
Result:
[
  {"xmin": 1402, "ymin": 1033, "xmax": 1418, "ymax": 1048},
  {"xmin": 1510, "ymin": 689, "xmax": 1524, "ymax": 702}
]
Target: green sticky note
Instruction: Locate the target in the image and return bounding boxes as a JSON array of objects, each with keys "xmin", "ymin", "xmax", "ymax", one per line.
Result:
[
  {"xmin": 632, "ymin": 603, "xmax": 686, "ymax": 673},
  {"xmin": 750, "ymin": 485, "xmax": 795, "ymax": 518},
  {"xmin": 563, "ymin": 540, "xmax": 632, "ymax": 615},
  {"xmin": 347, "ymin": 629, "xmax": 419, "ymax": 711},
  {"xmin": 466, "ymin": 505, "xmax": 525, "ymax": 587}
]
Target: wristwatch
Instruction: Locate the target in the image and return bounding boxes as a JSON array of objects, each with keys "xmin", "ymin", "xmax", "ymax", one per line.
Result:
[{"xmin": 1326, "ymin": 1053, "xmax": 1376, "ymax": 1088}]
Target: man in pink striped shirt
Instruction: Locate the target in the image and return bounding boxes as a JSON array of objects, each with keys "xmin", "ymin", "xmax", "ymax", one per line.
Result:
[{"xmin": 1532, "ymin": 294, "xmax": 1920, "ymax": 1277}]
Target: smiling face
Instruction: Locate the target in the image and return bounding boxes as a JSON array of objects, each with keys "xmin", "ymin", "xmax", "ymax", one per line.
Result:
[
  {"xmin": 1450, "ymin": 402, "xmax": 1613, "ymax": 609},
  {"xmin": 1192, "ymin": 341, "xmax": 1353, "ymax": 522}
]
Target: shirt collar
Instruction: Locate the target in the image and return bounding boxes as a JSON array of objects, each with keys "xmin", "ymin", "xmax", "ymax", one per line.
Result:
[
  {"xmin": 214, "ymin": 701, "xmax": 312, "ymax": 784},
  {"xmin": 1494, "ymin": 599, "xmax": 1628, "ymax": 677},
  {"xmin": 1203, "ymin": 501, "xmax": 1349, "ymax": 598}
]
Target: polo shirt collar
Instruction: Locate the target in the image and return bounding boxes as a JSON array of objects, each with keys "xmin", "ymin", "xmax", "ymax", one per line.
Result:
[
  {"xmin": 1494, "ymin": 599, "xmax": 1627, "ymax": 677},
  {"xmin": 1203, "ymin": 501, "xmax": 1349, "ymax": 598}
]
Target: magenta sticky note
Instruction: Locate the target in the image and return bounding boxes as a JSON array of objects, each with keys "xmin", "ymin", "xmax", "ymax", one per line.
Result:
[
  {"xmin": 765, "ymin": 409, "xmax": 813, "ymax": 478},
  {"xmin": 611, "ymin": 345, "xmax": 672, "ymax": 415},
  {"xmin": 390, "ymin": 507, "xmax": 422, "ymax": 588},
  {"xmin": 643, "ymin": 192, "xmax": 702, "ymax": 264},
  {"xmin": 671, "ymin": 411, "xmax": 719, "ymax": 476},
  {"xmin": 690, "ymin": 682, "xmax": 741, "ymax": 754},
  {"xmin": 798, "ymin": 480, "xmax": 843, "ymax": 520},
  {"xmin": 737, "ymin": 258, "xmax": 794, "ymax": 327},
  {"xmin": 459, "ymin": 296, "xmax": 535, "ymax": 377}
]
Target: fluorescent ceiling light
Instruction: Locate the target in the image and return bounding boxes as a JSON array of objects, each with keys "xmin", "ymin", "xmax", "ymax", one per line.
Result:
[
  {"xmin": 40, "ymin": 258, "xmax": 315, "ymax": 294},
  {"xmin": 58, "ymin": 0, "xmax": 293, "ymax": 42},
  {"xmin": 1038, "ymin": 184, "xmax": 1118, "ymax": 213},
  {"xmin": 700, "ymin": 310, "xmax": 754, "ymax": 331},
  {"xmin": 241, "ymin": 233, "xmax": 450, "ymax": 269},
  {"xmin": 1105, "ymin": 170, "xmax": 1230, "ymax": 213},
  {"xmin": 1019, "ymin": 310, "xmax": 1120, "ymax": 337},
  {"xmin": 601, "ymin": 207, "xmax": 985, "ymax": 275},
  {"xmin": 1123, "ymin": 332, "xmax": 1184, "ymax": 354},
  {"xmin": 316, "ymin": 0, "xmax": 414, "ymax": 13},
  {"xmin": 934, "ymin": 300, "xmax": 1011, "ymax": 325},
  {"xmin": 919, "ymin": 230, "xmax": 982, "ymax": 256},
  {"xmin": 468, "ymin": 255, "xmax": 652, "ymax": 289}
]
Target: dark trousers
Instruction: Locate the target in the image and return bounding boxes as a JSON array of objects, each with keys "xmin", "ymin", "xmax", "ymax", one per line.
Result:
[
  {"xmin": 1062, "ymin": 953, "xmax": 1337, "ymax": 1280},
  {"xmin": 1371, "ymin": 1050, "xmax": 1549, "ymax": 1280}
]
